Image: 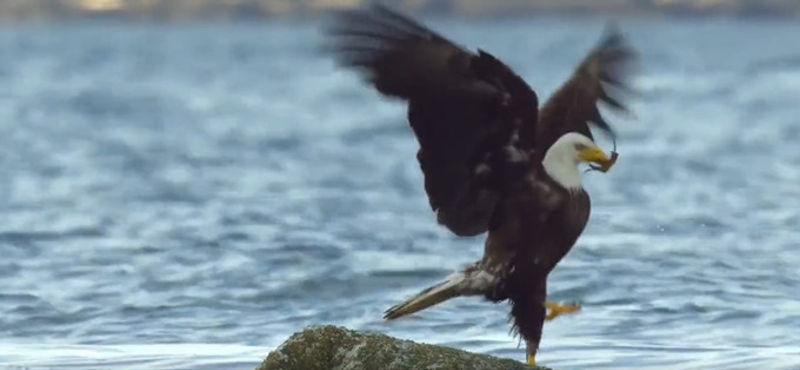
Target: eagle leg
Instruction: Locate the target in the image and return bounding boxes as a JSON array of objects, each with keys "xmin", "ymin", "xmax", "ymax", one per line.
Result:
[
  {"xmin": 526, "ymin": 351, "xmax": 537, "ymax": 367},
  {"xmin": 544, "ymin": 301, "xmax": 581, "ymax": 321},
  {"xmin": 522, "ymin": 302, "xmax": 581, "ymax": 367}
]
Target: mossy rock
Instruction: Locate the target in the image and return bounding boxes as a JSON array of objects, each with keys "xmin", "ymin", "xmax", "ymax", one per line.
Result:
[{"xmin": 256, "ymin": 325, "xmax": 551, "ymax": 370}]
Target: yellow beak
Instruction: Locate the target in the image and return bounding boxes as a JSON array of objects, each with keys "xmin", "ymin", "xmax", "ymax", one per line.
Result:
[
  {"xmin": 578, "ymin": 146, "xmax": 617, "ymax": 172},
  {"xmin": 578, "ymin": 146, "xmax": 608, "ymax": 163}
]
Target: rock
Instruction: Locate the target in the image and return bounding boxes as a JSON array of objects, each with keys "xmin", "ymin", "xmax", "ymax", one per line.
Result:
[{"xmin": 256, "ymin": 325, "xmax": 551, "ymax": 370}]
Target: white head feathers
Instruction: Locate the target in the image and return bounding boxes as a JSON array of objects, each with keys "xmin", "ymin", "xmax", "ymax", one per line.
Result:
[{"xmin": 542, "ymin": 132, "xmax": 608, "ymax": 190}]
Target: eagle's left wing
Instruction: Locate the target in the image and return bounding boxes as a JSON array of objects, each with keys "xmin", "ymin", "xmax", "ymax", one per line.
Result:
[{"xmin": 530, "ymin": 24, "xmax": 638, "ymax": 159}]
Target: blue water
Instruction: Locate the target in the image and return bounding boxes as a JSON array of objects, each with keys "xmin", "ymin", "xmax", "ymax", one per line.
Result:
[{"xmin": 1, "ymin": 17, "xmax": 800, "ymax": 370}]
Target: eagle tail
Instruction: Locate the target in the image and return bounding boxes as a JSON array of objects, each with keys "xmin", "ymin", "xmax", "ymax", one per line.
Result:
[{"xmin": 383, "ymin": 265, "xmax": 494, "ymax": 320}]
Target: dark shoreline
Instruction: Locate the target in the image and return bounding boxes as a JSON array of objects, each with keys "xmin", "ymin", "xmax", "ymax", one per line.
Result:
[{"xmin": 0, "ymin": 0, "xmax": 798, "ymax": 23}]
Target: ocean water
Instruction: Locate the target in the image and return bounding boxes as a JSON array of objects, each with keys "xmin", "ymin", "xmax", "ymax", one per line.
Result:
[{"xmin": 1, "ymin": 16, "xmax": 800, "ymax": 370}]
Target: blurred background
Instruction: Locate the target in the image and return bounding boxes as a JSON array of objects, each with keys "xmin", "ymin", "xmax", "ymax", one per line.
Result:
[
  {"xmin": 1, "ymin": 0, "xmax": 800, "ymax": 19},
  {"xmin": 1, "ymin": 1, "xmax": 799, "ymax": 370}
]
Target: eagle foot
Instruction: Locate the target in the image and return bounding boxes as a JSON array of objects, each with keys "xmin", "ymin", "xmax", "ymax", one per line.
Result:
[
  {"xmin": 544, "ymin": 301, "xmax": 581, "ymax": 321},
  {"xmin": 525, "ymin": 351, "xmax": 537, "ymax": 367}
]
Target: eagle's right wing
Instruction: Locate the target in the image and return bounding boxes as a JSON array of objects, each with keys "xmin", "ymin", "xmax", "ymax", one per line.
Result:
[{"xmin": 324, "ymin": 4, "xmax": 540, "ymax": 237}]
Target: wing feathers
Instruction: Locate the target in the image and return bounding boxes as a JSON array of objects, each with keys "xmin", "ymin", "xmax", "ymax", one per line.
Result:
[
  {"xmin": 534, "ymin": 22, "xmax": 638, "ymax": 152},
  {"xmin": 325, "ymin": 3, "xmax": 478, "ymax": 98},
  {"xmin": 324, "ymin": 4, "xmax": 540, "ymax": 237}
]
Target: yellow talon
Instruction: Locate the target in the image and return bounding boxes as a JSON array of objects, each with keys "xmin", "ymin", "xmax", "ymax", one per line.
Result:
[
  {"xmin": 526, "ymin": 351, "xmax": 536, "ymax": 367},
  {"xmin": 544, "ymin": 301, "xmax": 581, "ymax": 321}
]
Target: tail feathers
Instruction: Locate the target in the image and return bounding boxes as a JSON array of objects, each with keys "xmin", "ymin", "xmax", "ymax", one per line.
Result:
[{"xmin": 383, "ymin": 267, "xmax": 495, "ymax": 320}]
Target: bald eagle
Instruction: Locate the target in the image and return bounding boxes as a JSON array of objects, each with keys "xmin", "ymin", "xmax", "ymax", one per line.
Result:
[{"xmin": 323, "ymin": 3, "xmax": 637, "ymax": 366}]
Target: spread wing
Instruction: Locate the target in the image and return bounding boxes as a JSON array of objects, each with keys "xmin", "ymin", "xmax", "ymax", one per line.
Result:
[
  {"xmin": 324, "ymin": 3, "xmax": 540, "ymax": 237},
  {"xmin": 531, "ymin": 24, "xmax": 638, "ymax": 157}
]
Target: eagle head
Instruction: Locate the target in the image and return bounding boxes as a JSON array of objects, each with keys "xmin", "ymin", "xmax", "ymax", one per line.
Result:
[{"xmin": 542, "ymin": 132, "xmax": 614, "ymax": 189}]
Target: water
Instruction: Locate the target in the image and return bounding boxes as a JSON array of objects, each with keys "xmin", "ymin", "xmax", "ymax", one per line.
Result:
[{"xmin": 1, "ymin": 17, "xmax": 800, "ymax": 370}]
